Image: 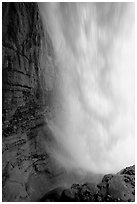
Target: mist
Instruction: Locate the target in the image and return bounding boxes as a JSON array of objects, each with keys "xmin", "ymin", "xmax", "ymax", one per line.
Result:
[{"xmin": 38, "ymin": 3, "xmax": 134, "ymax": 175}]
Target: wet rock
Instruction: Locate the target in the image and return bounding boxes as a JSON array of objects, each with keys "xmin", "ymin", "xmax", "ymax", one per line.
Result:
[
  {"xmin": 2, "ymin": 2, "xmax": 53, "ymax": 202},
  {"xmin": 39, "ymin": 187, "xmax": 65, "ymax": 202},
  {"xmin": 40, "ymin": 165, "xmax": 135, "ymax": 202},
  {"xmin": 119, "ymin": 165, "xmax": 135, "ymax": 176},
  {"xmin": 60, "ymin": 188, "xmax": 76, "ymax": 201},
  {"xmin": 98, "ymin": 165, "xmax": 135, "ymax": 202},
  {"xmin": 2, "ymin": 2, "xmax": 43, "ymax": 137}
]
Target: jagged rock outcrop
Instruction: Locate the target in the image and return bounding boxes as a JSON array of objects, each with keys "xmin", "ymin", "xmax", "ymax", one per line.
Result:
[{"xmin": 39, "ymin": 165, "xmax": 135, "ymax": 202}]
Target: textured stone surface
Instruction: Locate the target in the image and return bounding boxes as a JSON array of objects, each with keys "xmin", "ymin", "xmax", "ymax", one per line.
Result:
[
  {"xmin": 97, "ymin": 165, "xmax": 135, "ymax": 202},
  {"xmin": 39, "ymin": 165, "xmax": 135, "ymax": 202},
  {"xmin": 2, "ymin": 2, "xmax": 55, "ymax": 201},
  {"xmin": 2, "ymin": 2, "xmax": 43, "ymax": 136}
]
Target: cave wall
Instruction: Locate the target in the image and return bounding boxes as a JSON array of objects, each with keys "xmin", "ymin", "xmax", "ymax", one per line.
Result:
[{"xmin": 2, "ymin": 3, "xmax": 55, "ymax": 201}]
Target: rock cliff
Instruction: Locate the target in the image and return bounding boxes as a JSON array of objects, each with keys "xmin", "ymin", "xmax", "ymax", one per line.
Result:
[{"xmin": 2, "ymin": 2, "xmax": 54, "ymax": 201}]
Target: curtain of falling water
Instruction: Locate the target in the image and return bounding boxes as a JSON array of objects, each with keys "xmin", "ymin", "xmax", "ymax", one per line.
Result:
[{"xmin": 38, "ymin": 3, "xmax": 134, "ymax": 174}]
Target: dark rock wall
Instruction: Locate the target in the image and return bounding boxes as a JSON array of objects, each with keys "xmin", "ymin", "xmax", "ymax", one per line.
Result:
[
  {"xmin": 2, "ymin": 2, "xmax": 43, "ymax": 136},
  {"xmin": 2, "ymin": 3, "xmax": 54, "ymax": 201}
]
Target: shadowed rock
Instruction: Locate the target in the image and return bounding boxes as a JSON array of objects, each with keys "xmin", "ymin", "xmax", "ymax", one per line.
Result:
[{"xmin": 39, "ymin": 165, "xmax": 135, "ymax": 202}]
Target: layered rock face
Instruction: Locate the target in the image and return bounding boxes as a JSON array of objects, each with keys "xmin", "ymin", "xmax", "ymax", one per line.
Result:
[
  {"xmin": 2, "ymin": 2, "xmax": 54, "ymax": 201},
  {"xmin": 2, "ymin": 2, "xmax": 43, "ymax": 138},
  {"xmin": 2, "ymin": 2, "xmax": 135, "ymax": 202}
]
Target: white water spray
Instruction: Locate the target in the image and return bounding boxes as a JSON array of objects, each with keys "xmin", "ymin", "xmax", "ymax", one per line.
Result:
[{"xmin": 39, "ymin": 3, "xmax": 134, "ymax": 174}]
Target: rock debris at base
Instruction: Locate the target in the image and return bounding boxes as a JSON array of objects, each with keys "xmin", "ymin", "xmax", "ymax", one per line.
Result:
[{"xmin": 39, "ymin": 165, "xmax": 135, "ymax": 202}]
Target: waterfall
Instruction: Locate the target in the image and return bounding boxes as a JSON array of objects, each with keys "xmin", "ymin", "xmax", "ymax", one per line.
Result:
[{"xmin": 38, "ymin": 2, "xmax": 134, "ymax": 174}]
